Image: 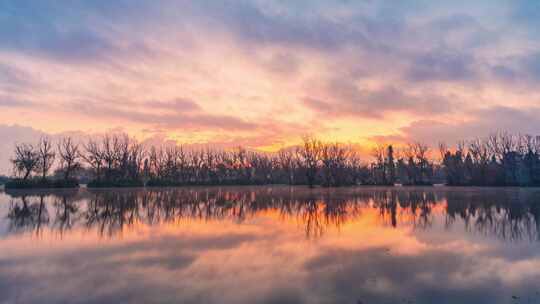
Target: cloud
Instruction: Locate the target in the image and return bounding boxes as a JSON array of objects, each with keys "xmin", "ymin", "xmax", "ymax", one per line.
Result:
[
  {"xmin": 261, "ymin": 52, "xmax": 300, "ymax": 76},
  {"xmin": 70, "ymin": 100, "xmax": 257, "ymax": 132},
  {"xmin": 487, "ymin": 52, "xmax": 540, "ymax": 85},
  {"xmin": 145, "ymin": 98, "xmax": 202, "ymax": 113},
  {"xmin": 0, "ymin": 63, "xmax": 34, "ymax": 92},
  {"xmin": 0, "ymin": 0, "xmax": 539, "ymax": 166},
  {"xmin": 0, "ymin": 1, "xmax": 157, "ymax": 63},
  {"xmin": 303, "ymin": 83, "xmax": 453, "ymax": 119},
  {"xmin": 406, "ymin": 49, "xmax": 477, "ymax": 82},
  {"xmin": 185, "ymin": 1, "xmax": 373, "ymax": 51},
  {"xmin": 512, "ymin": 0, "xmax": 540, "ymax": 29},
  {"xmin": 0, "ymin": 97, "xmax": 34, "ymax": 108},
  {"xmin": 395, "ymin": 106, "xmax": 540, "ymax": 146}
]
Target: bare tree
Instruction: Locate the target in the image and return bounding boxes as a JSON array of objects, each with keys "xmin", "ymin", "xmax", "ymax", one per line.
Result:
[
  {"xmin": 346, "ymin": 149, "xmax": 366, "ymax": 185},
  {"xmin": 148, "ymin": 146, "xmax": 166, "ymax": 180},
  {"xmin": 438, "ymin": 142, "xmax": 448, "ymax": 162},
  {"xmin": 321, "ymin": 142, "xmax": 349, "ymax": 187},
  {"xmin": 124, "ymin": 138, "xmax": 145, "ymax": 181},
  {"xmin": 36, "ymin": 137, "xmax": 55, "ymax": 180},
  {"xmin": 82, "ymin": 138, "xmax": 104, "ymax": 181},
  {"xmin": 58, "ymin": 137, "xmax": 81, "ymax": 180},
  {"xmin": 101, "ymin": 134, "xmax": 120, "ymax": 178},
  {"xmin": 278, "ymin": 148, "xmax": 297, "ymax": 185},
  {"xmin": 371, "ymin": 144, "xmax": 388, "ymax": 185},
  {"xmin": 11, "ymin": 143, "xmax": 39, "ymax": 180},
  {"xmin": 297, "ymin": 136, "xmax": 322, "ymax": 188}
]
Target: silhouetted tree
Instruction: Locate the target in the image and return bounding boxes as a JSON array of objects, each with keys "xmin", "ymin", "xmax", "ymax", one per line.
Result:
[
  {"xmin": 82, "ymin": 138, "xmax": 104, "ymax": 181},
  {"xmin": 440, "ymin": 132, "xmax": 540, "ymax": 187},
  {"xmin": 57, "ymin": 137, "xmax": 81, "ymax": 181},
  {"xmin": 278, "ymin": 148, "xmax": 297, "ymax": 185},
  {"xmin": 11, "ymin": 143, "xmax": 39, "ymax": 180},
  {"xmin": 386, "ymin": 145, "xmax": 396, "ymax": 185},
  {"xmin": 321, "ymin": 143, "xmax": 348, "ymax": 187},
  {"xmin": 297, "ymin": 136, "xmax": 322, "ymax": 188},
  {"xmin": 371, "ymin": 144, "xmax": 388, "ymax": 185},
  {"xmin": 36, "ymin": 137, "xmax": 55, "ymax": 180}
]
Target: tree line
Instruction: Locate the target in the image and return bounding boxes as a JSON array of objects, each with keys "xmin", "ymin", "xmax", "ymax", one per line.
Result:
[
  {"xmin": 439, "ymin": 132, "xmax": 540, "ymax": 186},
  {"xmin": 8, "ymin": 135, "xmax": 369, "ymax": 188},
  {"xmin": 6, "ymin": 132, "xmax": 540, "ymax": 188},
  {"xmin": 7, "ymin": 187, "xmax": 540, "ymax": 240}
]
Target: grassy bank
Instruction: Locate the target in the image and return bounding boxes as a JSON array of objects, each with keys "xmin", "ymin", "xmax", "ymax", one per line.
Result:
[{"xmin": 5, "ymin": 178, "xmax": 79, "ymax": 189}]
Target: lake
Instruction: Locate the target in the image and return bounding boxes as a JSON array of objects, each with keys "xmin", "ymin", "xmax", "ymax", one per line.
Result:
[{"xmin": 1, "ymin": 186, "xmax": 540, "ymax": 304}]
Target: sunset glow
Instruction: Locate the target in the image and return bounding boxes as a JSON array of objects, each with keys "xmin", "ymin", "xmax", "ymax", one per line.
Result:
[{"xmin": 1, "ymin": 1, "xmax": 540, "ymax": 174}]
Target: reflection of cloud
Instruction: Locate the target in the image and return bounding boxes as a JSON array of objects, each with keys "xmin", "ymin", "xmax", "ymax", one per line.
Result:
[
  {"xmin": 2, "ymin": 187, "xmax": 540, "ymax": 303},
  {"xmin": 0, "ymin": 231, "xmax": 261, "ymax": 303},
  {"xmin": 303, "ymin": 246, "xmax": 540, "ymax": 304}
]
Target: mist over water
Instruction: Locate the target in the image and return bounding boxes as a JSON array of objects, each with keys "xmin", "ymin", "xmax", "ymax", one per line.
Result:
[{"xmin": 1, "ymin": 186, "xmax": 540, "ymax": 303}]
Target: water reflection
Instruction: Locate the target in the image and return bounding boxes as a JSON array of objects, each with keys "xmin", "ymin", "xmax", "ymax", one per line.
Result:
[
  {"xmin": 2, "ymin": 186, "xmax": 540, "ymax": 304},
  {"xmin": 4, "ymin": 187, "xmax": 540, "ymax": 241}
]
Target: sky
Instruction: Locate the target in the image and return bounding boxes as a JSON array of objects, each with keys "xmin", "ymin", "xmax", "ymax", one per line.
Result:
[{"xmin": 1, "ymin": 0, "xmax": 540, "ymax": 173}]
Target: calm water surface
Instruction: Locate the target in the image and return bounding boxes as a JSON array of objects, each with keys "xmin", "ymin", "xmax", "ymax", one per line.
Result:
[{"xmin": 1, "ymin": 186, "xmax": 540, "ymax": 304}]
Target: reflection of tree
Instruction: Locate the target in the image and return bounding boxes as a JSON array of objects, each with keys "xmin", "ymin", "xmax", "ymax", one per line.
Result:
[
  {"xmin": 303, "ymin": 198, "xmax": 324, "ymax": 238},
  {"xmin": 445, "ymin": 190, "xmax": 540, "ymax": 241},
  {"xmin": 53, "ymin": 194, "xmax": 79, "ymax": 234},
  {"xmin": 5, "ymin": 188, "xmax": 540, "ymax": 241},
  {"xmin": 372, "ymin": 190, "xmax": 436, "ymax": 229},
  {"xmin": 7, "ymin": 194, "xmax": 49, "ymax": 235},
  {"xmin": 85, "ymin": 191, "xmax": 141, "ymax": 236}
]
